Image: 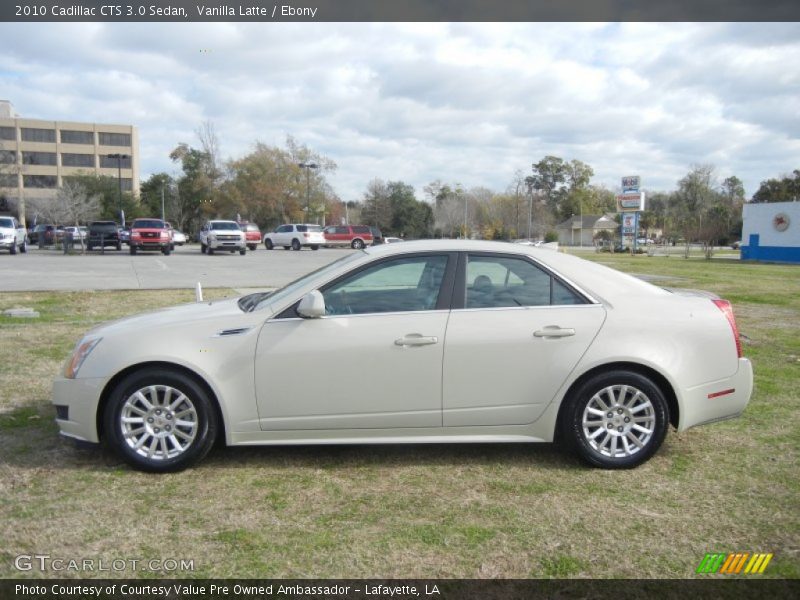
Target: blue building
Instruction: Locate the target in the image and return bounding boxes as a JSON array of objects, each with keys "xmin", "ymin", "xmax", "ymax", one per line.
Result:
[{"xmin": 741, "ymin": 201, "xmax": 800, "ymax": 264}]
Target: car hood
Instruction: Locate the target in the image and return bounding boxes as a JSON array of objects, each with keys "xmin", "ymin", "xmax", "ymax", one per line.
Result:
[{"xmin": 85, "ymin": 297, "xmax": 265, "ymax": 338}]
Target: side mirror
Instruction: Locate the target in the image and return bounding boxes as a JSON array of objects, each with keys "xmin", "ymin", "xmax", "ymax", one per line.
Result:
[{"xmin": 297, "ymin": 290, "xmax": 326, "ymax": 318}]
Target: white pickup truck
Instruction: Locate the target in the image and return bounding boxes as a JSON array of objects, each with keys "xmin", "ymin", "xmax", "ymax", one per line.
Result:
[
  {"xmin": 198, "ymin": 220, "xmax": 247, "ymax": 255},
  {"xmin": 0, "ymin": 216, "xmax": 27, "ymax": 254}
]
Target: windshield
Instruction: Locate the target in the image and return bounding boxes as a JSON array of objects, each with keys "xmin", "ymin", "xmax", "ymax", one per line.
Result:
[
  {"xmin": 132, "ymin": 219, "xmax": 166, "ymax": 229},
  {"xmin": 251, "ymin": 251, "xmax": 364, "ymax": 312},
  {"xmin": 211, "ymin": 221, "xmax": 241, "ymax": 230},
  {"xmin": 0, "ymin": 218, "xmax": 13, "ymax": 228}
]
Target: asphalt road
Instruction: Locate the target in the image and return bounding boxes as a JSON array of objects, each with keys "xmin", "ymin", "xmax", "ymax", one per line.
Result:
[{"xmin": 1, "ymin": 244, "xmax": 355, "ymax": 291}]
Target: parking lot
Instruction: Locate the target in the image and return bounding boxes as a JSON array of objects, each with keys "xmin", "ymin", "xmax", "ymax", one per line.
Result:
[{"xmin": 0, "ymin": 244, "xmax": 352, "ymax": 291}]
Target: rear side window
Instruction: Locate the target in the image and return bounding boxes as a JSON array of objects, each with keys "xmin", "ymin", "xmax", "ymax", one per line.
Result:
[
  {"xmin": 465, "ymin": 255, "xmax": 586, "ymax": 308},
  {"xmin": 353, "ymin": 226, "xmax": 371, "ymax": 234}
]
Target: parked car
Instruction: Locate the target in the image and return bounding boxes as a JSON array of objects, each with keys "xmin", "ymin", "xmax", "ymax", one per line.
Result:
[
  {"xmin": 323, "ymin": 224, "xmax": 373, "ymax": 249},
  {"xmin": 119, "ymin": 227, "xmax": 131, "ymax": 245},
  {"xmin": 369, "ymin": 226, "xmax": 384, "ymax": 245},
  {"xmin": 0, "ymin": 216, "xmax": 27, "ymax": 254},
  {"xmin": 29, "ymin": 224, "xmax": 56, "ymax": 246},
  {"xmin": 263, "ymin": 223, "xmax": 325, "ymax": 250},
  {"xmin": 198, "ymin": 220, "xmax": 247, "ymax": 255},
  {"xmin": 87, "ymin": 221, "xmax": 122, "ymax": 251},
  {"xmin": 384, "ymin": 236, "xmax": 405, "ymax": 244},
  {"xmin": 171, "ymin": 230, "xmax": 187, "ymax": 246},
  {"xmin": 53, "ymin": 240, "xmax": 752, "ymax": 472},
  {"xmin": 63, "ymin": 226, "xmax": 88, "ymax": 243},
  {"xmin": 129, "ymin": 218, "xmax": 172, "ymax": 255},
  {"xmin": 731, "ymin": 241, "xmax": 741, "ymax": 250},
  {"xmin": 239, "ymin": 223, "xmax": 262, "ymax": 251}
]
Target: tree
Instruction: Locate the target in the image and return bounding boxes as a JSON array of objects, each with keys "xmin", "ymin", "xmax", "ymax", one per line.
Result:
[
  {"xmin": 361, "ymin": 179, "xmax": 392, "ymax": 230},
  {"xmin": 140, "ymin": 173, "xmax": 178, "ymax": 222},
  {"xmin": 27, "ymin": 180, "xmax": 100, "ymax": 251},
  {"xmin": 59, "ymin": 172, "xmax": 136, "ymax": 223},
  {"xmin": 529, "ymin": 156, "xmax": 567, "ymax": 212},
  {"xmin": 752, "ymin": 169, "xmax": 800, "ymax": 203}
]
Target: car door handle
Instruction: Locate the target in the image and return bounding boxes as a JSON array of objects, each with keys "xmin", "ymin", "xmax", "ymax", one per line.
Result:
[
  {"xmin": 533, "ymin": 326, "xmax": 576, "ymax": 338},
  {"xmin": 395, "ymin": 334, "xmax": 439, "ymax": 347}
]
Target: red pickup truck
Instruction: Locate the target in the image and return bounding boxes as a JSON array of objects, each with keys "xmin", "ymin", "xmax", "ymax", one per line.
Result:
[{"xmin": 129, "ymin": 218, "xmax": 172, "ymax": 255}]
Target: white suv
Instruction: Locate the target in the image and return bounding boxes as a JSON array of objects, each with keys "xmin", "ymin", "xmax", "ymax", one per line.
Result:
[
  {"xmin": 0, "ymin": 216, "xmax": 27, "ymax": 254},
  {"xmin": 199, "ymin": 220, "xmax": 247, "ymax": 255},
  {"xmin": 263, "ymin": 223, "xmax": 325, "ymax": 250}
]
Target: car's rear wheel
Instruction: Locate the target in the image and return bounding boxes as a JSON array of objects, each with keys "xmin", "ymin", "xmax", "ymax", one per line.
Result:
[
  {"xmin": 310, "ymin": 245, "xmax": 319, "ymax": 250},
  {"xmin": 291, "ymin": 239, "xmax": 301, "ymax": 251},
  {"xmin": 129, "ymin": 246, "xmax": 137, "ymax": 255},
  {"xmin": 351, "ymin": 239, "xmax": 364, "ymax": 249},
  {"xmin": 248, "ymin": 244, "xmax": 257, "ymax": 251},
  {"xmin": 239, "ymin": 248, "xmax": 246, "ymax": 255},
  {"xmin": 562, "ymin": 370, "xmax": 668, "ymax": 469},
  {"xmin": 104, "ymin": 368, "xmax": 218, "ymax": 472},
  {"xmin": 200, "ymin": 243, "xmax": 207, "ymax": 254}
]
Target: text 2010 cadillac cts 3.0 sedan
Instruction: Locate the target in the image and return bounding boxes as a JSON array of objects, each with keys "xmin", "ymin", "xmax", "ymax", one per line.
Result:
[{"xmin": 53, "ymin": 240, "xmax": 752, "ymax": 472}]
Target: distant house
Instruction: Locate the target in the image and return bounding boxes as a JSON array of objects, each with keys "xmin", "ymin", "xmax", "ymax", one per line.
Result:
[
  {"xmin": 741, "ymin": 201, "xmax": 800, "ymax": 264},
  {"xmin": 555, "ymin": 214, "xmax": 618, "ymax": 246}
]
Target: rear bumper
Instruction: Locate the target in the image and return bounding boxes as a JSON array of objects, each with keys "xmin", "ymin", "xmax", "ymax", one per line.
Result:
[{"xmin": 677, "ymin": 358, "xmax": 753, "ymax": 431}]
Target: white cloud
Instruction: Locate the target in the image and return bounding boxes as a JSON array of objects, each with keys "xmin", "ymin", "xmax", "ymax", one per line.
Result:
[{"xmin": 2, "ymin": 22, "xmax": 798, "ymax": 201}]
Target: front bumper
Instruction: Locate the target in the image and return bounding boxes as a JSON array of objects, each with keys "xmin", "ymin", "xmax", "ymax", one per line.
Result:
[
  {"xmin": 52, "ymin": 376, "xmax": 109, "ymax": 443},
  {"xmin": 677, "ymin": 358, "xmax": 754, "ymax": 431},
  {"xmin": 0, "ymin": 239, "xmax": 15, "ymax": 249}
]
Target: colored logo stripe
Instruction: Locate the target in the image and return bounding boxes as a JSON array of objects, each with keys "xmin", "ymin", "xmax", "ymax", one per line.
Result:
[{"xmin": 697, "ymin": 553, "xmax": 773, "ymax": 574}]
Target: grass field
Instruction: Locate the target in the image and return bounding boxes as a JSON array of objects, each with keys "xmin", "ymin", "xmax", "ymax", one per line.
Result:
[{"xmin": 1, "ymin": 254, "xmax": 798, "ymax": 579}]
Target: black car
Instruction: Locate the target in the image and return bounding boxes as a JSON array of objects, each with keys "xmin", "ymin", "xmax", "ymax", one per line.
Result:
[
  {"xmin": 29, "ymin": 224, "xmax": 56, "ymax": 246},
  {"xmin": 87, "ymin": 221, "xmax": 122, "ymax": 251},
  {"xmin": 369, "ymin": 226, "xmax": 384, "ymax": 245}
]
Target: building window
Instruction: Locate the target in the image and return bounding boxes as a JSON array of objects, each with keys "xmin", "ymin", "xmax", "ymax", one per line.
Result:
[
  {"xmin": 100, "ymin": 154, "xmax": 132, "ymax": 168},
  {"xmin": 0, "ymin": 126, "xmax": 16, "ymax": 141},
  {"xmin": 61, "ymin": 153, "xmax": 95, "ymax": 167},
  {"xmin": 98, "ymin": 132, "xmax": 131, "ymax": 146},
  {"xmin": 21, "ymin": 128, "xmax": 56, "ymax": 143},
  {"xmin": 22, "ymin": 151, "xmax": 57, "ymax": 166},
  {"xmin": 0, "ymin": 149, "xmax": 16, "ymax": 165},
  {"xmin": 23, "ymin": 175, "xmax": 57, "ymax": 188},
  {"xmin": 60, "ymin": 130, "xmax": 94, "ymax": 145},
  {"xmin": 0, "ymin": 174, "xmax": 18, "ymax": 188}
]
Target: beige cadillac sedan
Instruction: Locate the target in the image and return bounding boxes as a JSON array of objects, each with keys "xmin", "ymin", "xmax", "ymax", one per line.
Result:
[{"xmin": 53, "ymin": 240, "xmax": 752, "ymax": 472}]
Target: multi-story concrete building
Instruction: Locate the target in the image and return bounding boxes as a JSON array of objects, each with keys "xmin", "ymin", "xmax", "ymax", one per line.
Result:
[{"xmin": 0, "ymin": 100, "xmax": 139, "ymax": 225}]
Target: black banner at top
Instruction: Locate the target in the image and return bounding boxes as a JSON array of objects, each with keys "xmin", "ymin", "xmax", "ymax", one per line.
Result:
[{"xmin": 2, "ymin": 0, "xmax": 800, "ymax": 22}]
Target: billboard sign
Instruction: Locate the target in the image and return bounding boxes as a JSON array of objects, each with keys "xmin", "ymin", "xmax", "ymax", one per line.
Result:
[
  {"xmin": 622, "ymin": 176, "xmax": 640, "ymax": 192},
  {"xmin": 622, "ymin": 213, "xmax": 637, "ymax": 234},
  {"xmin": 616, "ymin": 191, "xmax": 645, "ymax": 212}
]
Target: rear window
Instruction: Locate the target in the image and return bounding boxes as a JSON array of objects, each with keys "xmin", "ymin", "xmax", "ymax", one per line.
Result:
[
  {"xmin": 297, "ymin": 225, "xmax": 323, "ymax": 233},
  {"xmin": 132, "ymin": 219, "xmax": 166, "ymax": 229}
]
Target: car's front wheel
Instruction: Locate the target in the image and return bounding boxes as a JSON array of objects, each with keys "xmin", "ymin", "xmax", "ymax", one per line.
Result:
[
  {"xmin": 20, "ymin": 238, "xmax": 27, "ymax": 253},
  {"xmin": 103, "ymin": 368, "xmax": 218, "ymax": 472},
  {"xmin": 264, "ymin": 239, "xmax": 274, "ymax": 250},
  {"xmin": 561, "ymin": 370, "xmax": 668, "ymax": 469}
]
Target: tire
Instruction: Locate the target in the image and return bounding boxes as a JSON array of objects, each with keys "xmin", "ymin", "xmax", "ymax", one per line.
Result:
[
  {"xmin": 264, "ymin": 239, "xmax": 274, "ymax": 250},
  {"xmin": 283, "ymin": 246, "xmax": 290, "ymax": 250},
  {"xmin": 200, "ymin": 243, "xmax": 207, "ymax": 254},
  {"xmin": 239, "ymin": 248, "xmax": 247, "ymax": 255},
  {"xmin": 103, "ymin": 368, "xmax": 218, "ymax": 472},
  {"xmin": 561, "ymin": 370, "xmax": 669, "ymax": 469},
  {"xmin": 310, "ymin": 245, "xmax": 319, "ymax": 251},
  {"xmin": 20, "ymin": 239, "xmax": 27, "ymax": 253},
  {"xmin": 162, "ymin": 246, "xmax": 171, "ymax": 256},
  {"xmin": 116, "ymin": 242, "xmax": 122, "ymax": 251},
  {"xmin": 10, "ymin": 239, "xmax": 17, "ymax": 255},
  {"xmin": 130, "ymin": 246, "xmax": 137, "ymax": 255},
  {"xmin": 351, "ymin": 238, "xmax": 365, "ymax": 249},
  {"xmin": 208, "ymin": 247, "xmax": 214, "ymax": 255},
  {"xmin": 291, "ymin": 238, "xmax": 301, "ymax": 251},
  {"xmin": 248, "ymin": 244, "xmax": 256, "ymax": 251}
]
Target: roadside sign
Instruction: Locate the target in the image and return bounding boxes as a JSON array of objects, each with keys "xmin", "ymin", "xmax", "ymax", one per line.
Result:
[
  {"xmin": 616, "ymin": 191, "xmax": 645, "ymax": 212},
  {"xmin": 622, "ymin": 176, "xmax": 640, "ymax": 192},
  {"xmin": 622, "ymin": 213, "xmax": 636, "ymax": 234}
]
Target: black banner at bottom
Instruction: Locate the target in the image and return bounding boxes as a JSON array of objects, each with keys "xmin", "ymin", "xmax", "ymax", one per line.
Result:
[{"xmin": 3, "ymin": 579, "xmax": 799, "ymax": 600}]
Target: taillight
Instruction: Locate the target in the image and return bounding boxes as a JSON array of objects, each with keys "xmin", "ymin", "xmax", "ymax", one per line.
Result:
[
  {"xmin": 303, "ymin": 233, "xmax": 310, "ymax": 238},
  {"xmin": 712, "ymin": 299, "xmax": 743, "ymax": 358}
]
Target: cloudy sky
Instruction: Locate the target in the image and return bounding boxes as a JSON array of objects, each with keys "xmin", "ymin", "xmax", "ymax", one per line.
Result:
[{"xmin": 2, "ymin": 22, "xmax": 799, "ymax": 200}]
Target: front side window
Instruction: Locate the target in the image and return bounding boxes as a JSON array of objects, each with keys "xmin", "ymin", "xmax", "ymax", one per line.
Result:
[
  {"xmin": 322, "ymin": 254, "xmax": 449, "ymax": 315},
  {"xmin": 465, "ymin": 254, "xmax": 585, "ymax": 308}
]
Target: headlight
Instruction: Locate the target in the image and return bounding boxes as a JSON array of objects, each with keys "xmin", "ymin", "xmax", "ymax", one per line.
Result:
[{"xmin": 64, "ymin": 337, "xmax": 102, "ymax": 379}]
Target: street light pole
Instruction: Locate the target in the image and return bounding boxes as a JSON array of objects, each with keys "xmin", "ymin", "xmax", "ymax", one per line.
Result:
[
  {"xmin": 107, "ymin": 153, "xmax": 129, "ymax": 226},
  {"xmin": 298, "ymin": 162, "xmax": 318, "ymax": 223}
]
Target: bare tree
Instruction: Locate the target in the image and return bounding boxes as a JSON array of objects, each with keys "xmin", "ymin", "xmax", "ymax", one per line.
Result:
[{"xmin": 38, "ymin": 181, "xmax": 101, "ymax": 252}]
